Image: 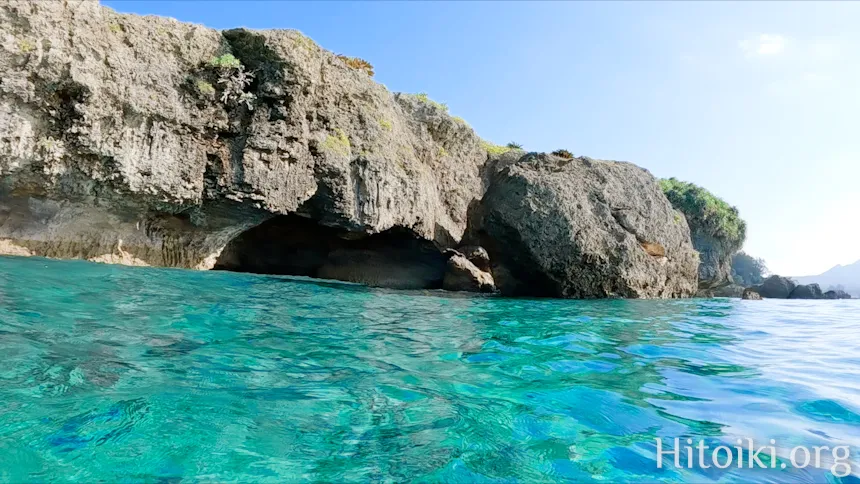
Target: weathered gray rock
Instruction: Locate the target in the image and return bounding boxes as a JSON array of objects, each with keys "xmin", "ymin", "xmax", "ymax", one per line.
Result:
[
  {"xmin": 693, "ymin": 234, "xmax": 735, "ymax": 289},
  {"xmin": 751, "ymin": 275, "xmax": 796, "ymax": 299},
  {"xmin": 0, "ymin": 1, "xmax": 485, "ymax": 272},
  {"xmin": 0, "ymin": 3, "xmax": 708, "ymax": 299},
  {"xmin": 660, "ymin": 179, "xmax": 746, "ymax": 290},
  {"xmin": 442, "ymin": 252, "xmax": 495, "ymax": 293},
  {"xmin": 788, "ymin": 283, "xmax": 824, "ymax": 300},
  {"xmin": 742, "ymin": 288, "xmax": 762, "ymax": 300},
  {"xmin": 456, "ymin": 245, "xmax": 491, "ymax": 272},
  {"xmin": 824, "ymin": 289, "xmax": 852, "ymax": 299},
  {"xmin": 466, "ymin": 153, "xmax": 699, "ymax": 298},
  {"xmin": 712, "ymin": 284, "xmax": 745, "ymax": 298}
]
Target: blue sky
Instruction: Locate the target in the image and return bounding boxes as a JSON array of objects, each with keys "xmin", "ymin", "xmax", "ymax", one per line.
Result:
[{"xmin": 103, "ymin": 1, "xmax": 860, "ymax": 277}]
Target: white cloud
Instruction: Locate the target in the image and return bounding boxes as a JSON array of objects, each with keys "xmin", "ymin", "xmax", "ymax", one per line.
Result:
[{"xmin": 739, "ymin": 34, "xmax": 785, "ymax": 57}]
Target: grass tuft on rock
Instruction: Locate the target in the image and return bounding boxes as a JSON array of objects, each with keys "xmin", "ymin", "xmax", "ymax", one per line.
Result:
[
  {"xmin": 660, "ymin": 177, "xmax": 746, "ymax": 249},
  {"xmin": 551, "ymin": 149, "xmax": 573, "ymax": 159},
  {"xmin": 322, "ymin": 128, "xmax": 351, "ymax": 156},
  {"xmin": 336, "ymin": 55, "xmax": 374, "ymax": 76},
  {"xmin": 414, "ymin": 93, "xmax": 448, "ymax": 113},
  {"xmin": 481, "ymin": 141, "xmax": 511, "ymax": 156}
]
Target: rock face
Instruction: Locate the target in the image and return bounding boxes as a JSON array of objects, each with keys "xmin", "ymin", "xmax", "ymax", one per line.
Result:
[
  {"xmin": 660, "ymin": 179, "xmax": 746, "ymax": 290},
  {"xmin": 712, "ymin": 284, "xmax": 745, "ymax": 298},
  {"xmin": 750, "ymin": 276, "xmax": 797, "ymax": 299},
  {"xmin": 788, "ymin": 283, "xmax": 824, "ymax": 300},
  {"xmin": 442, "ymin": 250, "xmax": 495, "ymax": 293},
  {"xmin": 0, "ymin": 1, "xmax": 484, "ymax": 274},
  {"xmin": 456, "ymin": 245, "xmax": 491, "ymax": 272},
  {"xmin": 465, "ymin": 153, "xmax": 699, "ymax": 298},
  {"xmin": 692, "ymin": 234, "xmax": 735, "ymax": 289},
  {"xmin": 0, "ymin": 3, "xmax": 705, "ymax": 298},
  {"xmin": 742, "ymin": 288, "xmax": 762, "ymax": 300},
  {"xmin": 824, "ymin": 289, "xmax": 852, "ymax": 299}
]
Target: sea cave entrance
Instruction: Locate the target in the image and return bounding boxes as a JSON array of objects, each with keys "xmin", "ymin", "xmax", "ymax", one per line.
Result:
[{"xmin": 213, "ymin": 215, "xmax": 447, "ymax": 289}]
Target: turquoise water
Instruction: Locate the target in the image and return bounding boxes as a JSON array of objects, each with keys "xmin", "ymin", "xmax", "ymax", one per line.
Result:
[{"xmin": 1, "ymin": 256, "xmax": 859, "ymax": 483}]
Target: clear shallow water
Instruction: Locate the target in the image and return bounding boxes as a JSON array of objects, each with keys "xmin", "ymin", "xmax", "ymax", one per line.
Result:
[{"xmin": 1, "ymin": 256, "xmax": 859, "ymax": 483}]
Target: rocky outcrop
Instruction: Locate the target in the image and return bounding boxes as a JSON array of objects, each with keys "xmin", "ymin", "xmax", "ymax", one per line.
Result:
[
  {"xmin": 824, "ymin": 289, "xmax": 852, "ymax": 299},
  {"xmin": 1, "ymin": 3, "xmax": 707, "ymax": 298},
  {"xmin": 442, "ymin": 250, "xmax": 495, "ymax": 293},
  {"xmin": 660, "ymin": 179, "xmax": 746, "ymax": 290},
  {"xmin": 750, "ymin": 275, "xmax": 796, "ymax": 299},
  {"xmin": 746, "ymin": 277, "xmax": 850, "ymax": 300},
  {"xmin": 692, "ymin": 234, "xmax": 735, "ymax": 289},
  {"xmin": 464, "ymin": 153, "xmax": 699, "ymax": 298},
  {"xmin": 712, "ymin": 284, "xmax": 745, "ymax": 298},
  {"xmin": 0, "ymin": 1, "xmax": 484, "ymax": 274},
  {"xmin": 456, "ymin": 245, "xmax": 491, "ymax": 272},
  {"xmin": 742, "ymin": 288, "xmax": 762, "ymax": 300},
  {"xmin": 788, "ymin": 283, "xmax": 824, "ymax": 300}
]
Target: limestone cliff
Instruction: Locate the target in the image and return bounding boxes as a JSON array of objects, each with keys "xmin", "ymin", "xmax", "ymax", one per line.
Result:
[
  {"xmin": 1, "ymin": 1, "xmax": 701, "ymax": 298},
  {"xmin": 465, "ymin": 153, "xmax": 699, "ymax": 298},
  {"xmin": 660, "ymin": 178, "xmax": 746, "ymax": 290},
  {"xmin": 0, "ymin": 0, "xmax": 484, "ymax": 268}
]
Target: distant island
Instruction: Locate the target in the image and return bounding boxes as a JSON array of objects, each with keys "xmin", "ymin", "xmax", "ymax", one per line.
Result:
[{"xmin": 795, "ymin": 261, "xmax": 860, "ymax": 298}]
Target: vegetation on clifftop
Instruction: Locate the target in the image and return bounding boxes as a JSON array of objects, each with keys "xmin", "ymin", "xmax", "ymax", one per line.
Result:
[
  {"xmin": 731, "ymin": 251, "xmax": 768, "ymax": 286},
  {"xmin": 336, "ymin": 55, "xmax": 374, "ymax": 76},
  {"xmin": 660, "ymin": 178, "xmax": 746, "ymax": 248}
]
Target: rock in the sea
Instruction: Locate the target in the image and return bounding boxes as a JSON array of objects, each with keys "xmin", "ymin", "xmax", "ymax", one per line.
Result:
[
  {"xmin": 751, "ymin": 276, "xmax": 797, "ymax": 299},
  {"xmin": 788, "ymin": 283, "xmax": 824, "ymax": 299},
  {"xmin": 660, "ymin": 179, "xmax": 746, "ymax": 290},
  {"xmin": 824, "ymin": 289, "xmax": 852, "ymax": 299},
  {"xmin": 0, "ymin": 1, "xmax": 484, "ymax": 279},
  {"xmin": 466, "ymin": 153, "xmax": 699, "ymax": 298},
  {"xmin": 0, "ymin": 3, "xmax": 708, "ymax": 300},
  {"xmin": 712, "ymin": 284, "xmax": 745, "ymax": 298},
  {"xmin": 456, "ymin": 245, "xmax": 491, "ymax": 272},
  {"xmin": 442, "ymin": 252, "xmax": 495, "ymax": 293},
  {"xmin": 742, "ymin": 288, "xmax": 762, "ymax": 300}
]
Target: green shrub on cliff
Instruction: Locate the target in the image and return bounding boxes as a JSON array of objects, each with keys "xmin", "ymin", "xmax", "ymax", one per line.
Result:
[
  {"xmin": 660, "ymin": 178, "xmax": 746, "ymax": 248},
  {"xmin": 205, "ymin": 53, "xmax": 256, "ymax": 109},
  {"xmin": 209, "ymin": 54, "xmax": 242, "ymax": 69}
]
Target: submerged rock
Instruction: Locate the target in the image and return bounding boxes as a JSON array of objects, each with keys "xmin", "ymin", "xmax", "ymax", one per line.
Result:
[
  {"xmin": 750, "ymin": 276, "xmax": 797, "ymax": 299},
  {"xmin": 742, "ymin": 288, "xmax": 762, "ymax": 300},
  {"xmin": 466, "ymin": 153, "xmax": 699, "ymax": 298}
]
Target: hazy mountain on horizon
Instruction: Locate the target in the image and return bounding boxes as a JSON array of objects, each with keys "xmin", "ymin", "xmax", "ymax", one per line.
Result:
[{"xmin": 794, "ymin": 259, "xmax": 860, "ymax": 297}]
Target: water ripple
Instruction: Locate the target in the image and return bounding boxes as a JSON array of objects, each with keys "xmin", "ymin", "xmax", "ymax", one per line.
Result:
[{"xmin": 0, "ymin": 256, "xmax": 858, "ymax": 482}]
